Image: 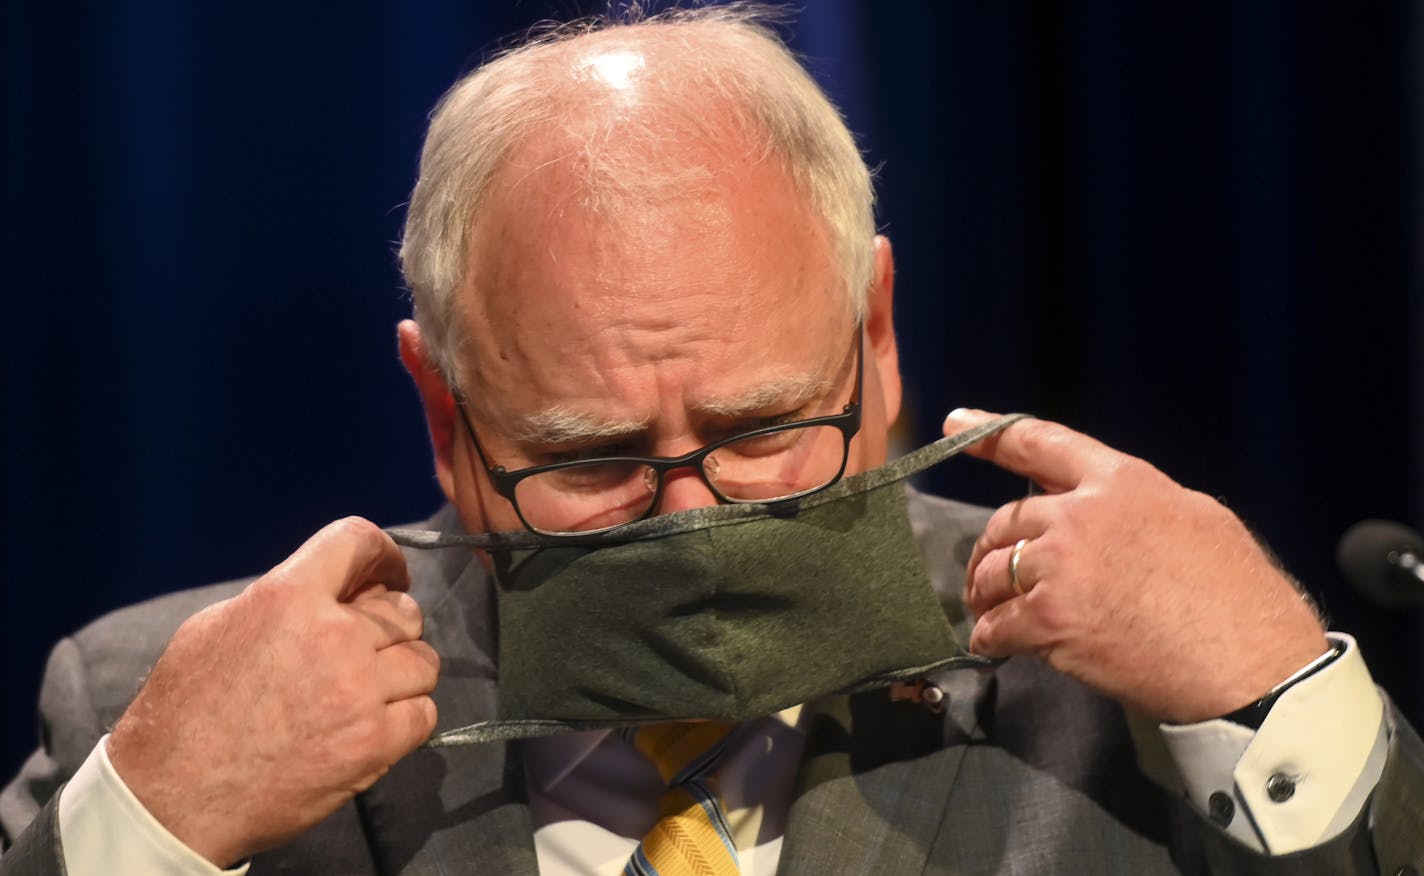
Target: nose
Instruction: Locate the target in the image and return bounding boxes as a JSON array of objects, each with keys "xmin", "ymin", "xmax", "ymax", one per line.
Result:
[{"xmin": 657, "ymin": 466, "xmax": 721, "ymax": 513}]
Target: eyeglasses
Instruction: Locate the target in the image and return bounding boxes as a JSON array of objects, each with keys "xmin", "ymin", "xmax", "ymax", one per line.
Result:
[{"xmin": 455, "ymin": 330, "xmax": 863, "ymax": 537}]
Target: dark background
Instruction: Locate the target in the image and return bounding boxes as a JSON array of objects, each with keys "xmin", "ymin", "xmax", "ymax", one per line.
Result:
[{"xmin": 3, "ymin": 1, "xmax": 1421, "ymax": 785}]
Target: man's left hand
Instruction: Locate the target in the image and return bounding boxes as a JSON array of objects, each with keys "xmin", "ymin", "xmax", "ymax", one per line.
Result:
[{"xmin": 944, "ymin": 408, "xmax": 1329, "ymax": 724}]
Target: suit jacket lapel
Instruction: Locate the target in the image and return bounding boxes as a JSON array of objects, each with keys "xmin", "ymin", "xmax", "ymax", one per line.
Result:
[
  {"xmin": 356, "ymin": 510, "xmax": 540, "ymax": 875},
  {"xmin": 779, "ymin": 667, "xmax": 992, "ymax": 876},
  {"xmin": 357, "ymin": 742, "xmax": 537, "ymax": 875}
]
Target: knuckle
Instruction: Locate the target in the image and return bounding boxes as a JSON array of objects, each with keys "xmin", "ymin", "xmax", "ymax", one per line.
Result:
[
  {"xmin": 1109, "ymin": 453, "xmax": 1167, "ymax": 489},
  {"xmin": 326, "ymin": 604, "xmax": 365, "ymax": 639},
  {"xmin": 968, "ymin": 562, "xmax": 996, "ymax": 609},
  {"xmin": 1110, "ymin": 454, "xmax": 1148, "ymax": 481},
  {"xmin": 239, "ymin": 578, "xmax": 293, "ymax": 620},
  {"xmin": 1027, "ymin": 591, "xmax": 1058, "ymax": 630},
  {"xmin": 1054, "ymin": 491, "xmax": 1093, "ymax": 532},
  {"xmin": 970, "ymin": 618, "xmax": 998, "ymax": 655},
  {"xmin": 1059, "ymin": 485, "xmax": 1088, "ymax": 510},
  {"xmin": 1029, "ymin": 534, "xmax": 1063, "ymax": 569},
  {"xmin": 984, "ymin": 505, "xmax": 1016, "ymax": 541},
  {"xmin": 972, "ymin": 527, "xmax": 996, "ymax": 558},
  {"xmin": 1183, "ymin": 487, "xmax": 1228, "ymax": 520},
  {"xmin": 388, "ymin": 697, "xmax": 437, "ymax": 755},
  {"xmin": 408, "ymin": 639, "xmax": 441, "ymax": 676},
  {"xmin": 389, "ymin": 646, "xmax": 423, "ymax": 685},
  {"xmin": 1027, "ymin": 589, "xmax": 1072, "ymax": 641},
  {"xmin": 1015, "ymin": 420, "xmax": 1064, "ymax": 459},
  {"xmin": 416, "ymin": 696, "xmax": 438, "ymax": 735},
  {"xmin": 393, "ymin": 592, "xmax": 425, "ymax": 634}
]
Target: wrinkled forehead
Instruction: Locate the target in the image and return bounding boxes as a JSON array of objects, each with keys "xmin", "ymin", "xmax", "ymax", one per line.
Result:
[
  {"xmin": 454, "ymin": 108, "xmax": 848, "ymax": 372},
  {"xmin": 433, "ymin": 34, "xmax": 857, "ymax": 425}
]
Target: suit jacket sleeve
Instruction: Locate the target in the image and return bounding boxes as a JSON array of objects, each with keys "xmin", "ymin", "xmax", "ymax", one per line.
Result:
[
  {"xmin": 0, "ymin": 635, "xmax": 104, "ymax": 875},
  {"xmin": 1369, "ymin": 702, "xmax": 1424, "ymax": 871},
  {"xmin": 1, "ymin": 580, "xmax": 247, "ymax": 876}
]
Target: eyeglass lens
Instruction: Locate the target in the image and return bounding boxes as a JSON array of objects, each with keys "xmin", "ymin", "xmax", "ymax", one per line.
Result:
[{"xmin": 513, "ymin": 423, "xmax": 848, "ymax": 534}]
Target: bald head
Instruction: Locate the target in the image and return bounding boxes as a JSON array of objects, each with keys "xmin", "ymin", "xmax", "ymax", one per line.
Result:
[{"xmin": 398, "ymin": 5, "xmax": 876, "ymax": 383}]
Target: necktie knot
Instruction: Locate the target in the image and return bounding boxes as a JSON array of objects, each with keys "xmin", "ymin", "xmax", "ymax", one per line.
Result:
[
  {"xmin": 628, "ymin": 721, "xmax": 738, "ymax": 787},
  {"xmin": 624, "ymin": 722, "xmax": 742, "ymax": 876}
]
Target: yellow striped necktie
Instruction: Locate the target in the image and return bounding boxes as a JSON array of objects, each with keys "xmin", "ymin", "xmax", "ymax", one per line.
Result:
[{"xmin": 625, "ymin": 722, "xmax": 741, "ymax": 876}]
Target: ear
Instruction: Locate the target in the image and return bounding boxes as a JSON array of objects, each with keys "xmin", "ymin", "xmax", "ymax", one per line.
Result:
[
  {"xmin": 397, "ymin": 319, "xmax": 459, "ymax": 504},
  {"xmin": 865, "ymin": 235, "xmax": 903, "ymax": 427}
]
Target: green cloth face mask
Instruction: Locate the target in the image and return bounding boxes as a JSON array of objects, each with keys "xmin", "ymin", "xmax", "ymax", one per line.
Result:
[{"xmin": 389, "ymin": 413, "xmax": 1027, "ymax": 746}]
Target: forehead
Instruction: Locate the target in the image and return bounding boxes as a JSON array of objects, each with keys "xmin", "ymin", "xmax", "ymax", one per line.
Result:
[{"xmin": 453, "ymin": 104, "xmax": 853, "ymax": 427}]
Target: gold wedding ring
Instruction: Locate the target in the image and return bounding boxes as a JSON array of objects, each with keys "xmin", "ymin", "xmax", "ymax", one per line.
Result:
[{"xmin": 1009, "ymin": 538, "xmax": 1030, "ymax": 596}]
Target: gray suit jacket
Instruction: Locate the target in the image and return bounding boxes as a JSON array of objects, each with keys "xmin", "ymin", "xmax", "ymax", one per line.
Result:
[{"xmin": 3, "ymin": 492, "xmax": 1423, "ymax": 874}]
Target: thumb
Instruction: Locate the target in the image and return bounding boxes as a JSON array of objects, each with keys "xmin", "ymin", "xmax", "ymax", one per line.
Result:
[
  {"xmin": 942, "ymin": 407, "xmax": 999, "ymax": 436},
  {"xmin": 267, "ymin": 517, "xmax": 411, "ymax": 602}
]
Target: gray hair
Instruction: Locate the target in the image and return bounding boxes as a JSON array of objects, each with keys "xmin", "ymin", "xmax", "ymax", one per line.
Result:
[{"xmin": 398, "ymin": 4, "xmax": 876, "ymax": 382}]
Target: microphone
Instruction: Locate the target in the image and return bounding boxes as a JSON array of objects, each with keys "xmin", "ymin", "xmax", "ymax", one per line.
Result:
[{"xmin": 1336, "ymin": 519, "xmax": 1424, "ymax": 609}]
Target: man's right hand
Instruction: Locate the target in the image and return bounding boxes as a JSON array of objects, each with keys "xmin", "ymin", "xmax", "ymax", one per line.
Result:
[{"xmin": 105, "ymin": 517, "xmax": 439, "ymax": 868}]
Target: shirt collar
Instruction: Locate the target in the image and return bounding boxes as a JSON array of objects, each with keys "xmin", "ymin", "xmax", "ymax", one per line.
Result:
[{"xmin": 522, "ymin": 706, "xmax": 806, "ymax": 794}]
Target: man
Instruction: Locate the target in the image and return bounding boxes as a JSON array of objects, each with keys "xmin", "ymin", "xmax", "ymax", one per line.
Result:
[{"xmin": 3, "ymin": 7, "xmax": 1422, "ymax": 874}]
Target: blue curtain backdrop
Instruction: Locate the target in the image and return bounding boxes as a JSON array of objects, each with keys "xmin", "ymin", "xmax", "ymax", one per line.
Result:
[{"xmin": 3, "ymin": 1, "xmax": 1421, "ymax": 782}]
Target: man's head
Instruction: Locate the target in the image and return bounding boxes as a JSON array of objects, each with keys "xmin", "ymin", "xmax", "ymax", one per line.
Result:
[{"xmin": 397, "ymin": 5, "xmax": 903, "ymax": 537}]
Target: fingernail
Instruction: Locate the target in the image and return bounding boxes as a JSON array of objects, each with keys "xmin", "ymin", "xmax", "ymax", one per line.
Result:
[{"xmin": 943, "ymin": 408, "xmax": 971, "ymax": 429}]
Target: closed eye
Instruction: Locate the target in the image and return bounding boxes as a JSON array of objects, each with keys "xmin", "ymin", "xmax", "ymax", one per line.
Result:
[
  {"xmin": 732, "ymin": 404, "xmax": 821, "ymax": 434},
  {"xmin": 534, "ymin": 441, "xmax": 637, "ymax": 466}
]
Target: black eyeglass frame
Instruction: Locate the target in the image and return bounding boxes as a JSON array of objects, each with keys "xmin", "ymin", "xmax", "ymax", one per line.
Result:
[{"xmin": 454, "ymin": 328, "xmax": 864, "ymax": 537}]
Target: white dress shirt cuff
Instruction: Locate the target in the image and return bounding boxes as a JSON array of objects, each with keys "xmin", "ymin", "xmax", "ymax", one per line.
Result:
[
  {"xmin": 1160, "ymin": 632, "xmax": 1387, "ymax": 854},
  {"xmin": 57, "ymin": 734, "xmax": 250, "ymax": 876}
]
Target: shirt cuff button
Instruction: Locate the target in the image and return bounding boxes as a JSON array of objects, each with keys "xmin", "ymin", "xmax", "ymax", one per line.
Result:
[
  {"xmin": 1208, "ymin": 791, "xmax": 1234, "ymax": 826},
  {"xmin": 1266, "ymin": 773, "xmax": 1296, "ymax": 803}
]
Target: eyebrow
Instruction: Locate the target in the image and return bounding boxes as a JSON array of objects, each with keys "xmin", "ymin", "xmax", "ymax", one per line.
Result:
[
  {"xmin": 508, "ymin": 407, "xmax": 649, "ymax": 446},
  {"xmin": 696, "ymin": 374, "xmax": 834, "ymax": 418},
  {"xmin": 508, "ymin": 374, "xmax": 833, "ymax": 447}
]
